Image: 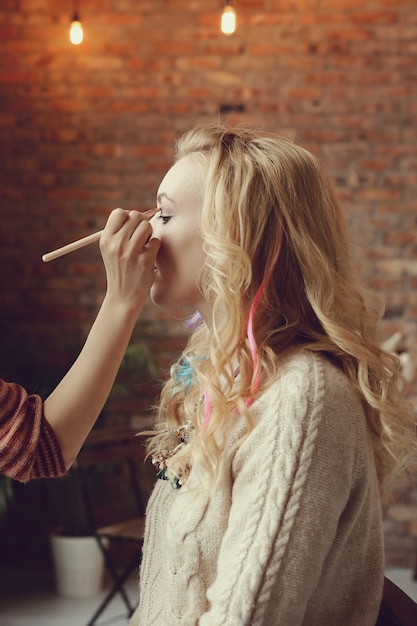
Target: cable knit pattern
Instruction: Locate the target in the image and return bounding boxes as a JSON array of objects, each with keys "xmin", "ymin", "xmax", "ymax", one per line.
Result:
[{"xmin": 131, "ymin": 350, "xmax": 384, "ymax": 626}]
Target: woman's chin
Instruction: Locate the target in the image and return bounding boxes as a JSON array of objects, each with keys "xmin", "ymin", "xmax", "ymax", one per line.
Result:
[
  {"xmin": 149, "ymin": 288, "xmax": 162, "ymax": 307},
  {"xmin": 150, "ymin": 283, "xmax": 170, "ymax": 308}
]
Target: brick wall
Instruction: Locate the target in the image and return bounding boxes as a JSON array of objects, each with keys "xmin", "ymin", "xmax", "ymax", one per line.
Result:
[{"xmin": 0, "ymin": 0, "xmax": 416, "ymax": 567}]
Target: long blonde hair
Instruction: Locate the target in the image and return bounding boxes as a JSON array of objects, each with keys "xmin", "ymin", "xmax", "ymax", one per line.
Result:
[{"xmin": 147, "ymin": 124, "xmax": 415, "ymax": 493}]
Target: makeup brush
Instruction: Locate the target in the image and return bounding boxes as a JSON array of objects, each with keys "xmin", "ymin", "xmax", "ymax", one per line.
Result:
[{"xmin": 42, "ymin": 208, "xmax": 157, "ymax": 262}]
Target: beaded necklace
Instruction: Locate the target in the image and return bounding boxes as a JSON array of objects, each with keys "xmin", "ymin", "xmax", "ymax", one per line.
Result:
[
  {"xmin": 151, "ymin": 360, "xmax": 241, "ymax": 489},
  {"xmin": 151, "ymin": 417, "xmax": 195, "ymax": 489}
]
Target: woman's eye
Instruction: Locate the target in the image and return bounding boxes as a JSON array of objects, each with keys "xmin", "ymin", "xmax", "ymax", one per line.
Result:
[{"xmin": 158, "ymin": 215, "xmax": 172, "ymax": 225}]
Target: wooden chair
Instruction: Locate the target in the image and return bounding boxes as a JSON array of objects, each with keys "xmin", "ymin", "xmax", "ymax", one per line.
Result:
[
  {"xmin": 73, "ymin": 428, "xmax": 147, "ymax": 626},
  {"xmin": 376, "ymin": 577, "xmax": 417, "ymax": 626}
]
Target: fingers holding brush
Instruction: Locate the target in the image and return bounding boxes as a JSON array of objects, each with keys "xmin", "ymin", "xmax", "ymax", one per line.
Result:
[
  {"xmin": 100, "ymin": 208, "xmax": 160, "ymax": 309},
  {"xmin": 42, "ymin": 207, "xmax": 157, "ymax": 263}
]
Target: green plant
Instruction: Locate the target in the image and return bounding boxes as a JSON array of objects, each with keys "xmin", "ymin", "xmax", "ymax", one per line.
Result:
[
  {"xmin": 109, "ymin": 339, "xmax": 157, "ymax": 400},
  {"xmin": 47, "ymin": 467, "xmax": 93, "ymax": 537},
  {"xmin": 0, "ymin": 475, "xmax": 13, "ymax": 523},
  {"xmin": 48, "ymin": 335, "xmax": 156, "ymax": 536}
]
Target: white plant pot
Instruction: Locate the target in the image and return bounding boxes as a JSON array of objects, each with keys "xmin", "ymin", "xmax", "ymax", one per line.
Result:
[{"xmin": 50, "ymin": 532, "xmax": 107, "ymax": 598}]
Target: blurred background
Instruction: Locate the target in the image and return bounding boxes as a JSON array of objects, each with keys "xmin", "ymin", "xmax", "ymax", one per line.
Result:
[{"xmin": 0, "ymin": 0, "xmax": 416, "ymax": 619}]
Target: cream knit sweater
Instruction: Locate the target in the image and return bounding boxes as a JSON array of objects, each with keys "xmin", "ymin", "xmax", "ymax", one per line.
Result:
[{"xmin": 131, "ymin": 350, "xmax": 384, "ymax": 625}]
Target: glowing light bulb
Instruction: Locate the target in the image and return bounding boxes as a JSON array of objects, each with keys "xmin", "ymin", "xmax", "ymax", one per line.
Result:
[
  {"xmin": 70, "ymin": 12, "xmax": 83, "ymax": 45},
  {"xmin": 221, "ymin": 4, "xmax": 236, "ymax": 36}
]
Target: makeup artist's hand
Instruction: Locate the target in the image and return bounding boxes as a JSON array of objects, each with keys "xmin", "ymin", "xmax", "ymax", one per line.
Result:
[
  {"xmin": 44, "ymin": 209, "xmax": 159, "ymax": 469},
  {"xmin": 100, "ymin": 208, "xmax": 160, "ymax": 312}
]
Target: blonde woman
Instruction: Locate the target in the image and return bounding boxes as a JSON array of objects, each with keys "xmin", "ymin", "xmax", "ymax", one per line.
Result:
[{"xmin": 131, "ymin": 125, "xmax": 415, "ymax": 626}]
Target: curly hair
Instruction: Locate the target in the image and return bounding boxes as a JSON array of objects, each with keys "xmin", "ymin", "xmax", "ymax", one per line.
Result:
[{"xmin": 146, "ymin": 124, "xmax": 416, "ymax": 494}]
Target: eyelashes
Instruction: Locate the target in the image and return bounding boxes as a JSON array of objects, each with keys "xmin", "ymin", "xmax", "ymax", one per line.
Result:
[
  {"xmin": 156, "ymin": 209, "xmax": 173, "ymax": 224},
  {"xmin": 158, "ymin": 215, "xmax": 172, "ymax": 225}
]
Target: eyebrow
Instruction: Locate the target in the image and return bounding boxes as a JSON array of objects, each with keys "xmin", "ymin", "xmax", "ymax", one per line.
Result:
[{"xmin": 157, "ymin": 192, "xmax": 175, "ymax": 204}]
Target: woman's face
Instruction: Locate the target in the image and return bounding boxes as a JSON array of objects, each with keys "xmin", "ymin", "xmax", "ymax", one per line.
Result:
[{"xmin": 150, "ymin": 155, "xmax": 208, "ymax": 316}]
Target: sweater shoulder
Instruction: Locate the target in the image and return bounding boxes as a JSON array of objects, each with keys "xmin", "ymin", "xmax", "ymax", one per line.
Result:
[
  {"xmin": 258, "ymin": 349, "xmax": 364, "ymax": 427},
  {"xmin": 235, "ymin": 350, "xmax": 367, "ymax": 475}
]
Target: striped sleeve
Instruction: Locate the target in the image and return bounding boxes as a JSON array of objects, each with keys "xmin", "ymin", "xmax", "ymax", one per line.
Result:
[{"xmin": 0, "ymin": 379, "xmax": 66, "ymax": 481}]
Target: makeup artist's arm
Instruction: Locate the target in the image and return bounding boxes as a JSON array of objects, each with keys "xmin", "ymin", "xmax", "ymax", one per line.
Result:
[{"xmin": 43, "ymin": 209, "xmax": 160, "ymax": 469}]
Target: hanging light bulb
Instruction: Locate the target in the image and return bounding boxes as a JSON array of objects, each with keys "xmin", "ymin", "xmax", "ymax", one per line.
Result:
[
  {"xmin": 69, "ymin": 10, "xmax": 83, "ymax": 45},
  {"xmin": 221, "ymin": 0, "xmax": 237, "ymax": 36}
]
